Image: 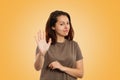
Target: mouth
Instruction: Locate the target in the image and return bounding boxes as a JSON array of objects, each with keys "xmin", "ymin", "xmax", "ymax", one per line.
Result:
[{"xmin": 63, "ymin": 30, "xmax": 69, "ymax": 32}]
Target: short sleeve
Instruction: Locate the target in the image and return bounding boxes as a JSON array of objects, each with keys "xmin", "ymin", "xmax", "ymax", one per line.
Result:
[
  {"xmin": 75, "ymin": 42, "xmax": 83, "ymax": 61},
  {"xmin": 36, "ymin": 46, "xmax": 40, "ymax": 54}
]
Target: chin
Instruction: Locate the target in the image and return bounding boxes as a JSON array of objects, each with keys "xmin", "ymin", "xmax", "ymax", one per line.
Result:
[
  {"xmin": 57, "ymin": 32, "xmax": 69, "ymax": 37},
  {"xmin": 63, "ymin": 33, "xmax": 69, "ymax": 37}
]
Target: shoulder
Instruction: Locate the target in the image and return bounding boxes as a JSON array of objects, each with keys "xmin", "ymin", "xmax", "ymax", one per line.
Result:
[
  {"xmin": 67, "ymin": 39, "xmax": 78, "ymax": 44},
  {"xmin": 66, "ymin": 40, "xmax": 79, "ymax": 46}
]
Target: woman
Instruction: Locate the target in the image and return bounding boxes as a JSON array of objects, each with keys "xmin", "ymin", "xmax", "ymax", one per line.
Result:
[{"xmin": 34, "ymin": 10, "xmax": 84, "ymax": 80}]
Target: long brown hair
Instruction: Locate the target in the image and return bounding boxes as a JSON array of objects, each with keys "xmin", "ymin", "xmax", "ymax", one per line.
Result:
[{"xmin": 45, "ymin": 10, "xmax": 74, "ymax": 44}]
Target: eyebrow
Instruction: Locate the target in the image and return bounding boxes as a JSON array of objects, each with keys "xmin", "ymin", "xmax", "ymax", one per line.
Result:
[{"xmin": 58, "ymin": 21, "xmax": 69, "ymax": 23}]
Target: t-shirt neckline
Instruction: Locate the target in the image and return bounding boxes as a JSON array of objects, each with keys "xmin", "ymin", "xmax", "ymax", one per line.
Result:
[{"xmin": 56, "ymin": 39, "xmax": 67, "ymax": 45}]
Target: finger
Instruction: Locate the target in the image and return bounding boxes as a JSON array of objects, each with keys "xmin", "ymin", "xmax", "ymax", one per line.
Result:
[
  {"xmin": 52, "ymin": 67, "xmax": 56, "ymax": 70},
  {"xmin": 34, "ymin": 36, "xmax": 38, "ymax": 45},
  {"xmin": 41, "ymin": 31, "xmax": 44, "ymax": 40},
  {"xmin": 49, "ymin": 63, "xmax": 51, "ymax": 67},
  {"xmin": 37, "ymin": 31, "xmax": 40, "ymax": 41},
  {"xmin": 39, "ymin": 30, "xmax": 42, "ymax": 40},
  {"xmin": 48, "ymin": 38, "xmax": 52, "ymax": 45},
  {"xmin": 43, "ymin": 31, "xmax": 45, "ymax": 40},
  {"xmin": 49, "ymin": 63, "xmax": 52, "ymax": 68}
]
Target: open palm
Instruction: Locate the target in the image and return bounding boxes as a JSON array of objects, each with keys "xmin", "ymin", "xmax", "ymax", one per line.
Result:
[{"xmin": 35, "ymin": 30, "xmax": 51, "ymax": 56}]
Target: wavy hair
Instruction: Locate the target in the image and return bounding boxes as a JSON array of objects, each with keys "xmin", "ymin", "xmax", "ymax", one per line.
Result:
[{"xmin": 45, "ymin": 10, "xmax": 74, "ymax": 44}]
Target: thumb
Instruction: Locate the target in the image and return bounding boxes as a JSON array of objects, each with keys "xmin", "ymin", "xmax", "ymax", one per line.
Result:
[{"xmin": 48, "ymin": 38, "xmax": 52, "ymax": 45}]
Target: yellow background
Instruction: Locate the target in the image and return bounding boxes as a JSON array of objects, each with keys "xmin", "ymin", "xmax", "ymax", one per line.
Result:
[{"xmin": 0, "ymin": 0, "xmax": 120, "ymax": 80}]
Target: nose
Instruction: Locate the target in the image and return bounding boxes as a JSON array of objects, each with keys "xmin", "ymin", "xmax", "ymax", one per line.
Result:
[{"xmin": 64, "ymin": 23, "xmax": 69, "ymax": 29}]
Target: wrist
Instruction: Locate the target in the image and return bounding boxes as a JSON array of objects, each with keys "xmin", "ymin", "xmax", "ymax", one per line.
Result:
[
  {"xmin": 60, "ymin": 66, "xmax": 66, "ymax": 72},
  {"xmin": 38, "ymin": 52, "xmax": 45, "ymax": 56}
]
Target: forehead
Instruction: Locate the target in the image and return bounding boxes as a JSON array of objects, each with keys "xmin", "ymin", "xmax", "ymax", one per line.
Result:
[{"xmin": 57, "ymin": 15, "xmax": 69, "ymax": 22}]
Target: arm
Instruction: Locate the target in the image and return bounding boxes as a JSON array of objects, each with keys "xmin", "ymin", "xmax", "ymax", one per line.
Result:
[
  {"xmin": 62, "ymin": 60, "xmax": 84, "ymax": 78},
  {"xmin": 34, "ymin": 52, "xmax": 44, "ymax": 71},
  {"xmin": 49, "ymin": 59, "xmax": 84, "ymax": 78},
  {"xmin": 34, "ymin": 30, "xmax": 51, "ymax": 71}
]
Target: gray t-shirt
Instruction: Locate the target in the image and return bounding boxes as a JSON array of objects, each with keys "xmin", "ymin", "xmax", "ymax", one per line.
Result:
[{"xmin": 36, "ymin": 40, "xmax": 83, "ymax": 80}]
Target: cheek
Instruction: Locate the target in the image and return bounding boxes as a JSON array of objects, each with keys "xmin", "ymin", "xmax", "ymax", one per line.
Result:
[
  {"xmin": 67, "ymin": 26, "xmax": 70, "ymax": 31},
  {"xmin": 68, "ymin": 26, "xmax": 70, "ymax": 30},
  {"xmin": 55, "ymin": 26, "xmax": 63, "ymax": 31}
]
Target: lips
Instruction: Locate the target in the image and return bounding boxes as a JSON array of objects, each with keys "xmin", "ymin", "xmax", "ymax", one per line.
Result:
[{"xmin": 63, "ymin": 30, "xmax": 69, "ymax": 32}]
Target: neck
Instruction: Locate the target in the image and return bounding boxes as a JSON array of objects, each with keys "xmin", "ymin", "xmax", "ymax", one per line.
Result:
[{"xmin": 57, "ymin": 36, "xmax": 65, "ymax": 43}]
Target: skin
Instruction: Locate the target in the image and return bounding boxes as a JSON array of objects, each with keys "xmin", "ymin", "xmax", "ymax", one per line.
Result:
[
  {"xmin": 34, "ymin": 15, "xmax": 84, "ymax": 78},
  {"xmin": 52, "ymin": 15, "xmax": 70, "ymax": 42}
]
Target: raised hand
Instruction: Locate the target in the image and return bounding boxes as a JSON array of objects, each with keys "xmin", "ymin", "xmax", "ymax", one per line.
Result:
[{"xmin": 35, "ymin": 30, "xmax": 52, "ymax": 56}]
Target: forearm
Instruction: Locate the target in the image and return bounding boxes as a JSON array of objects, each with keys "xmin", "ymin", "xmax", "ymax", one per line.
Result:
[
  {"xmin": 49, "ymin": 60, "xmax": 84, "ymax": 78},
  {"xmin": 34, "ymin": 53, "xmax": 44, "ymax": 71},
  {"xmin": 61, "ymin": 66, "xmax": 83, "ymax": 78}
]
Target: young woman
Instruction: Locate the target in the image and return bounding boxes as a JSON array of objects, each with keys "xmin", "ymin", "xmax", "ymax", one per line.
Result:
[{"xmin": 34, "ymin": 10, "xmax": 84, "ymax": 80}]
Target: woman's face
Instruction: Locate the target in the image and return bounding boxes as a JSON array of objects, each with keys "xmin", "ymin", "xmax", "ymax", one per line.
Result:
[{"xmin": 52, "ymin": 15, "xmax": 70, "ymax": 38}]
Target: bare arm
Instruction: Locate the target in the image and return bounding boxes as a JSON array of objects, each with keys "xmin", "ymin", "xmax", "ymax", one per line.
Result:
[
  {"xmin": 49, "ymin": 59, "xmax": 84, "ymax": 78},
  {"xmin": 34, "ymin": 30, "xmax": 51, "ymax": 71},
  {"xmin": 62, "ymin": 60, "xmax": 84, "ymax": 78},
  {"xmin": 34, "ymin": 52, "xmax": 44, "ymax": 71}
]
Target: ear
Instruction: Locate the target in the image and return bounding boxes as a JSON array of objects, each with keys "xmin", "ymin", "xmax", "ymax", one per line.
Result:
[{"xmin": 52, "ymin": 26, "xmax": 55, "ymax": 30}]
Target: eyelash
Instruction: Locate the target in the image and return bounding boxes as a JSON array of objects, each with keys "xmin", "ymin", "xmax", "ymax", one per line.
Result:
[
  {"xmin": 60, "ymin": 24, "xmax": 63, "ymax": 25},
  {"xmin": 60, "ymin": 23, "xmax": 69, "ymax": 25}
]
